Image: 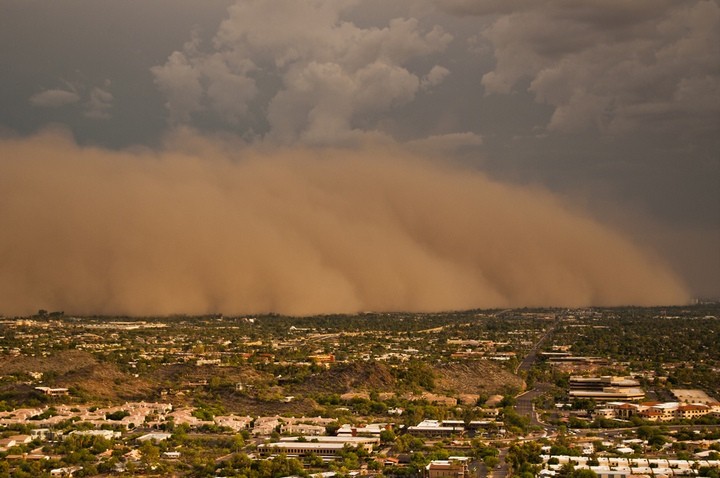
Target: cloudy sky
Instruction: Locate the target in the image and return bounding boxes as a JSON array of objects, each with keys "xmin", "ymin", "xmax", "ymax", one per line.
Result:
[{"xmin": 1, "ymin": 0, "xmax": 718, "ymax": 314}]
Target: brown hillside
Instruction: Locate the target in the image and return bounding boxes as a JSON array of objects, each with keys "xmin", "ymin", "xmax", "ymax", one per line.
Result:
[
  {"xmin": 0, "ymin": 350, "xmax": 155, "ymax": 403},
  {"xmin": 291, "ymin": 361, "xmax": 396, "ymax": 395},
  {"xmin": 56, "ymin": 362, "xmax": 155, "ymax": 401},
  {"xmin": 151, "ymin": 363, "xmax": 269, "ymax": 387},
  {"xmin": 1, "ymin": 349, "xmax": 98, "ymax": 375},
  {"xmin": 435, "ymin": 360, "xmax": 524, "ymax": 395}
]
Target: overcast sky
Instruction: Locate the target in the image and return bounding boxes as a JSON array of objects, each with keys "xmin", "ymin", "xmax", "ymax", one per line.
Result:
[{"xmin": 1, "ymin": 0, "xmax": 718, "ymax": 310}]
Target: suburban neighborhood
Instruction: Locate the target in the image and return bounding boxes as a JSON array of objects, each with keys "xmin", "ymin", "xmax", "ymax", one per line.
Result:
[{"xmin": 1, "ymin": 305, "xmax": 719, "ymax": 477}]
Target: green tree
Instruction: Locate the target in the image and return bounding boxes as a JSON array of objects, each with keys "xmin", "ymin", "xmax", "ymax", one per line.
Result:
[{"xmin": 380, "ymin": 429, "xmax": 396, "ymax": 443}]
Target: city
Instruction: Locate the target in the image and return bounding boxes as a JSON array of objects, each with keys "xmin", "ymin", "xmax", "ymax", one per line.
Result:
[{"xmin": 1, "ymin": 305, "xmax": 718, "ymax": 477}]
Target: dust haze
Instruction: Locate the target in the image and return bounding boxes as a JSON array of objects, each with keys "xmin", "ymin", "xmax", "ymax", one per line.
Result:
[{"xmin": 0, "ymin": 130, "xmax": 689, "ymax": 316}]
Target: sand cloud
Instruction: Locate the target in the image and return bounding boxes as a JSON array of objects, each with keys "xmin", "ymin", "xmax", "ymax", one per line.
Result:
[{"xmin": 0, "ymin": 130, "xmax": 689, "ymax": 316}]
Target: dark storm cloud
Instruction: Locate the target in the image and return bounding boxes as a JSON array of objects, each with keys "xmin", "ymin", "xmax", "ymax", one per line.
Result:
[
  {"xmin": 0, "ymin": 0, "xmax": 717, "ymax": 305},
  {"xmin": 437, "ymin": 0, "xmax": 720, "ymax": 135}
]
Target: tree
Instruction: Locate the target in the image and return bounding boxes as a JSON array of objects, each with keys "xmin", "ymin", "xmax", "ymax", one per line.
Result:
[
  {"xmin": 507, "ymin": 442, "xmax": 542, "ymax": 476},
  {"xmin": 555, "ymin": 463, "xmax": 574, "ymax": 478},
  {"xmin": 572, "ymin": 470, "xmax": 598, "ymax": 478},
  {"xmin": 380, "ymin": 429, "xmax": 396, "ymax": 443},
  {"xmin": 140, "ymin": 440, "xmax": 160, "ymax": 468}
]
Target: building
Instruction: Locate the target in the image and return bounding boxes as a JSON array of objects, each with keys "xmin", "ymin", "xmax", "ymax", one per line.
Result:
[
  {"xmin": 68, "ymin": 430, "xmax": 121, "ymax": 440},
  {"xmin": 605, "ymin": 401, "xmax": 715, "ymax": 422},
  {"xmin": 50, "ymin": 467, "xmax": 82, "ymax": 477},
  {"xmin": 674, "ymin": 404, "xmax": 712, "ymax": 420},
  {"xmin": 568, "ymin": 377, "xmax": 644, "ymax": 402},
  {"xmin": 214, "ymin": 415, "xmax": 252, "ymax": 432},
  {"xmin": 35, "ymin": 387, "xmax": 69, "ymax": 397},
  {"xmin": 30, "ymin": 428, "xmax": 51, "ymax": 441},
  {"xmin": 671, "ymin": 389, "xmax": 719, "ymax": 406},
  {"xmin": 568, "ymin": 388, "xmax": 645, "ymax": 402},
  {"xmin": 541, "ymin": 354, "xmax": 608, "ymax": 367},
  {"xmin": 541, "ymin": 455, "xmax": 720, "ymax": 478},
  {"xmin": 258, "ymin": 436, "xmax": 378, "ymax": 459},
  {"xmin": 0, "ymin": 438, "xmax": 17, "ymax": 450},
  {"xmin": 408, "ymin": 420, "xmax": 464, "ymax": 437},
  {"xmin": 425, "ymin": 458, "xmax": 470, "ymax": 478},
  {"xmin": 136, "ymin": 432, "xmax": 172, "ymax": 442},
  {"xmin": 253, "ymin": 416, "xmax": 282, "ymax": 435},
  {"xmin": 569, "ymin": 376, "xmax": 640, "ymax": 391},
  {"xmin": 280, "ymin": 423, "xmax": 326, "ymax": 436},
  {"xmin": 258, "ymin": 442, "xmax": 348, "ymax": 458},
  {"xmin": 279, "ymin": 435, "xmax": 379, "ymax": 453},
  {"xmin": 308, "ymin": 354, "xmax": 335, "ymax": 364},
  {"xmin": 337, "ymin": 423, "xmax": 388, "ymax": 437}
]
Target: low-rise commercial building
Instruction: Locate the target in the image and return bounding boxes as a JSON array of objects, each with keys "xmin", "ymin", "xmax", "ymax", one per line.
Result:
[
  {"xmin": 425, "ymin": 457, "xmax": 470, "ymax": 478},
  {"xmin": 407, "ymin": 420, "xmax": 464, "ymax": 437},
  {"xmin": 258, "ymin": 436, "xmax": 378, "ymax": 459}
]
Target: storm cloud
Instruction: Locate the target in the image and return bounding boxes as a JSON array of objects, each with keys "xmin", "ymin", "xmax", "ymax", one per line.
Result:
[
  {"xmin": 440, "ymin": 0, "xmax": 720, "ymax": 135},
  {"xmin": 1, "ymin": 0, "xmax": 717, "ymax": 305},
  {"xmin": 151, "ymin": 0, "xmax": 452, "ymax": 143},
  {"xmin": 0, "ymin": 130, "xmax": 688, "ymax": 316}
]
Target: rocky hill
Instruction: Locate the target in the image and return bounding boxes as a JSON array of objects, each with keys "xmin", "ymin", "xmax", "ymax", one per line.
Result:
[
  {"xmin": 0, "ymin": 350, "xmax": 154, "ymax": 403},
  {"xmin": 434, "ymin": 360, "xmax": 525, "ymax": 396},
  {"xmin": 291, "ymin": 361, "xmax": 396, "ymax": 395}
]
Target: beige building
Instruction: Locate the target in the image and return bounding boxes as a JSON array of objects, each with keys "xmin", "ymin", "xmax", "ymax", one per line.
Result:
[
  {"xmin": 604, "ymin": 401, "xmax": 715, "ymax": 422},
  {"xmin": 425, "ymin": 458, "xmax": 470, "ymax": 478}
]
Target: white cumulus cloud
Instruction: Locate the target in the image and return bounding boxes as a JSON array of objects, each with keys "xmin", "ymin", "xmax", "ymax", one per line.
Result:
[
  {"xmin": 152, "ymin": 0, "xmax": 453, "ymax": 144},
  {"xmin": 29, "ymin": 88, "xmax": 80, "ymax": 108},
  {"xmin": 439, "ymin": 0, "xmax": 720, "ymax": 136},
  {"xmin": 84, "ymin": 85, "xmax": 114, "ymax": 120}
]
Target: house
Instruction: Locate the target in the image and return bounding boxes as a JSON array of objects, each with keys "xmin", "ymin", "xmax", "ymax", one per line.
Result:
[
  {"xmin": 68, "ymin": 430, "xmax": 121, "ymax": 440},
  {"xmin": 30, "ymin": 428, "xmax": 52, "ymax": 441},
  {"xmin": 0, "ymin": 437, "xmax": 17, "ymax": 450},
  {"xmin": 253, "ymin": 416, "xmax": 282, "ymax": 435},
  {"xmin": 337, "ymin": 423, "xmax": 388, "ymax": 437},
  {"xmin": 214, "ymin": 414, "xmax": 253, "ymax": 432},
  {"xmin": 9, "ymin": 434, "xmax": 32, "ymax": 444},
  {"xmin": 35, "ymin": 387, "xmax": 69, "ymax": 397},
  {"xmin": 281, "ymin": 423, "xmax": 326, "ymax": 436},
  {"xmin": 137, "ymin": 432, "xmax": 172, "ymax": 442},
  {"xmin": 50, "ymin": 467, "xmax": 82, "ymax": 477}
]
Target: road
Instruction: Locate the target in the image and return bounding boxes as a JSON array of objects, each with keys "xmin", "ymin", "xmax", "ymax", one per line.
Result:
[
  {"xmin": 490, "ymin": 447, "xmax": 509, "ymax": 478},
  {"xmin": 516, "ymin": 318, "xmax": 557, "ymax": 374},
  {"xmin": 513, "ymin": 317, "xmax": 558, "ymax": 426},
  {"xmin": 514, "ymin": 386, "xmax": 550, "ymax": 428}
]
